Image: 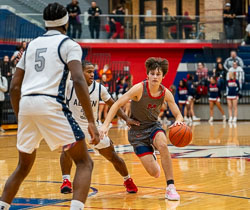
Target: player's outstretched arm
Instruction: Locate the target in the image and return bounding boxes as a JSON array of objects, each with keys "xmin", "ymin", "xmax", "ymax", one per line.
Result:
[
  {"xmin": 68, "ymin": 60, "xmax": 100, "ymax": 145},
  {"xmin": 10, "ymin": 68, "xmax": 25, "ymax": 119},
  {"xmin": 100, "ymin": 83, "xmax": 142, "ymax": 138},
  {"xmin": 165, "ymin": 89, "xmax": 183, "ymax": 126}
]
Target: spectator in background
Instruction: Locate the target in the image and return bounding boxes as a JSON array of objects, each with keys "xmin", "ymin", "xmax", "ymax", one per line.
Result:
[
  {"xmin": 112, "ymin": 5, "xmax": 125, "ymax": 39},
  {"xmin": 0, "ymin": 73, "xmax": 8, "ymax": 132},
  {"xmin": 88, "ymin": 1, "xmax": 102, "ymax": 39},
  {"xmin": 213, "ymin": 57, "xmax": 227, "ymax": 89},
  {"xmin": 0, "ymin": 56, "xmax": 12, "ymax": 77},
  {"xmin": 10, "ymin": 41, "xmax": 27, "ymax": 63},
  {"xmin": 183, "ymin": 11, "xmax": 193, "ymax": 39},
  {"xmin": 196, "ymin": 62, "xmax": 209, "ymax": 96},
  {"xmin": 107, "ymin": 9, "xmax": 117, "ymax": 38},
  {"xmin": 66, "ymin": 0, "xmax": 81, "ymax": 39},
  {"xmin": 223, "ymin": 50, "xmax": 244, "ymax": 71},
  {"xmin": 0, "ymin": 55, "xmax": 12, "ymax": 90},
  {"xmin": 223, "ymin": 3, "xmax": 235, "ymax": 39},
  {"xmin": 99, "ymin": 64, "xmax": 112, "ymax": 82},
  {"xmin": 244, "ymin": 23, "xmax": 250, "ymax": 45},
  {"xmin": 227, "ymin": 62, "xmax": 245, "ymax": 89},
  {"xmin": 163, "ymin": 7, "xmax": 173, "ymax": 39}
]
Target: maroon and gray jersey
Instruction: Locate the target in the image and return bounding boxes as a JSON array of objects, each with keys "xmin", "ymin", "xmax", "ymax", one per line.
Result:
[{"xmin": 130, "ymin": 80, "xmax": 166, "ymax": 130}]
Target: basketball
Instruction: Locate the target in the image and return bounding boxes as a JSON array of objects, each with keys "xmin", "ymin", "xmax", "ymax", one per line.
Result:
[{"xmin": 169, "ymin": 124, "xmax": 192, "ymax": 147}]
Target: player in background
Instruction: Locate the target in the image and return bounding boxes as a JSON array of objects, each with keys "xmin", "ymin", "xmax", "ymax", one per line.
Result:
[
  {"xmin": 99, "ymin": 57, "xmax": 183, "ymax": 200},
  {"xmin": 208, "ymin": 76, "xmax": 226, "ymax": 123},
  {"xmin": 0, "ymin": 3, "xmax": 99, "ymax": 210},
  {"xmin": 60, "ymin": 61, "xmax": 138, "ymax": 194}
]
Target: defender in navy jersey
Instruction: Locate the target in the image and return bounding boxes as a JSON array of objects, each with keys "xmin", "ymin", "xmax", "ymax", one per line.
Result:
[
  {"xmin": 60, "ymin": 61, "xmax": 138, "ymax": 194},
  {"xmin": 226, "ymin": 72, "xmax": 240, "ymax": 123},
  {"xmin": 208, "ymin": 76, "xmax": 226, "ymax": 123},
  {"xmin": 0, "ymin": 3, "xmax": 99, "ymax": 210},
  {"xmin": 100, "ymin": 57, "xmax": 183, "ymax": 201}
]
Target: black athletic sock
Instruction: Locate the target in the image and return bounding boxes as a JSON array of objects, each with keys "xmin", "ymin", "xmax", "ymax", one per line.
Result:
[{"xmin": 167, "ymin": 179, "xmax": 174, "ymax": 186}]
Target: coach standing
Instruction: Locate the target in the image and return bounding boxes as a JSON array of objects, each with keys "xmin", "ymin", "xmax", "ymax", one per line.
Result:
[{"xmin": 88, "ymin": 1, "xmax": 102, "ymax": 39}]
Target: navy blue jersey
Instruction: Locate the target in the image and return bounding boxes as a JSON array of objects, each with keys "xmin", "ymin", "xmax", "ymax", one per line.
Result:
[
  {"xmin": 208, "ymin": 83, "xmax": 220, "ymax": 99},
  {"xmin": 178, "ymin": 86, "xmax": 188, "ymax": 101},
  {"xmin": 226, "ymin": 79, "xmax": 239, "ymax": 98}
]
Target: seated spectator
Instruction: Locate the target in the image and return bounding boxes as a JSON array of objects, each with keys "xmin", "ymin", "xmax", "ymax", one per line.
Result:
[
  {"xmin": 196, "ymin": 62, "xmax": 209, "ymax": 96},
  {"xmin": 99, "ymin": 64, "xmax": 112, "ymax": 82},
  {"xmin": 196, "ymin": 62, "xmax": 208, "ymax": 81},
  {"xmin": 223, "ymin": 50, "xmax": 244, "ymax": 71},
  {"xmin": 213, "ymin": 58, "xmax": 227, "ymax": 90},
  {"xmin": 227, "ymin": 62, "xmax": 245, "ymax": 89}
]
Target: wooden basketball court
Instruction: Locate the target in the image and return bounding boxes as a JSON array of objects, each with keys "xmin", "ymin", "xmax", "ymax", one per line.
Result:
[{"xmin": 0, "ymin": 122, "xmax": 250, "ymax": 209}]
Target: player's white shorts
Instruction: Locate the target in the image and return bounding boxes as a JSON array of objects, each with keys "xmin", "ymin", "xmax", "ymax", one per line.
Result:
[
  {"xmin": 80, "ymin": 125, "xmax": 111, "ymax": 150},
  {"xmin": 209, "ymin": 97, "xmax": 220, "ymax": 102},
  {"xmin": 17, "ymin": 96, "xmax": 84, "ymax": 154}
]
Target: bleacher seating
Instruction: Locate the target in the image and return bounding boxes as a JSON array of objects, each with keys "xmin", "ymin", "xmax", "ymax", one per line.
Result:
[{"xmin": 238, "ymin": 46, "xmax": 250, "ymax": 90}]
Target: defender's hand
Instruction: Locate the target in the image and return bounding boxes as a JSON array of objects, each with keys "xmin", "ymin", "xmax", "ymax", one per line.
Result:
[
  {"xmin": 99, "ymin": 124, "xmax": 109, "ymax": 139},
  {"xmin": 88, "ymin": 122, "xmax": 100, "ymax": 145},
  {"xmin": 126, "ymin": 118, "xmax": 140, "ymax": 128}
]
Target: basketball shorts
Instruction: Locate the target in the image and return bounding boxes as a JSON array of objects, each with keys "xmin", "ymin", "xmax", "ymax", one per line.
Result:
[
  {"xmin": 128, "ymin": 122, "xmax": 165, "ymax": 157},
  {"xmin": 17, "ymin": 96, "xmax": 84, "ymax": 154},
  {"xmin": 80, "ymin": 125, "xmax": 111, "ymax": 150}
]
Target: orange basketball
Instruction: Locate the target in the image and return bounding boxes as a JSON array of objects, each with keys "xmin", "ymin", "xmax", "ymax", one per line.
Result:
[{"xmin": 169, "ymin": 124, "xmax": 192, "ymax": 147}]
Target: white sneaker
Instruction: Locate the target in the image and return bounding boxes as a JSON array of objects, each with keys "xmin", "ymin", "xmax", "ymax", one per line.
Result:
[
  {"xmin": 228, "ymin": 117, "xmax": 233, "ymax": 123},
  {"xmin": 222, "ymin": 115, "xmax": 226, "ymax": 122},
  {"xmin": 208, "ymin": 117, "xmax": 213, "ymax": 123},
  {"xmin": 188, "ymin": 117, "xmax": 192, "ymax": 123},
  {"xmin": 109, "ymin": 123, "xmax": 113, "ymax": 128},
  {"xmin": 232, "ymin": 117, "xmax": 237, "ymax": 123},
  {"xmin": 184, "ymin": 116, "xmax": 189, "ymax": 122},
  {"xmin": 0, "ymin": 127, "xmax": 5, "ymax": 132},
  {"xmin": 192, "ymin": 116, "xmax": 200, "ymax": 121},
  {"xmin": 165, "ymin": 184, "xmax": 180, "ymax": 201},
  {"xmin": 97, "ymin": 120, "xmax": 103, "ymax": 126}
]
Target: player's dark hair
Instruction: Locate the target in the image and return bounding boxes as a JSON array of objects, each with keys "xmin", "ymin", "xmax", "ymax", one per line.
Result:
[
  {"xmin": 43, "ymin": 2, "xmax": 67, "ymax": 29},
  {"xmin": 82, "ymin": 61, "xmax": 94, "ymax": 69},
  {"xmin": 145, "ymin": 57, "xmax": 168, "ymax": 76}
]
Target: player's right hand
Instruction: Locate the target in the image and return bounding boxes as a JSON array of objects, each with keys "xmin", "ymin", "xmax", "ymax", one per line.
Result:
[
  {"xmin": 88, "ymin": 122, "xmax": 100, "ymax": 145},
  {"xmin": 99, "ymin": 124, "xmax": 109, "ymax": 139}
]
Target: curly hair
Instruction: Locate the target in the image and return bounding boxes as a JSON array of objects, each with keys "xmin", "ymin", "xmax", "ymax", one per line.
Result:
[{"xmin": 145, "ymin": 57, "xmax": 169, "ymax": 76}]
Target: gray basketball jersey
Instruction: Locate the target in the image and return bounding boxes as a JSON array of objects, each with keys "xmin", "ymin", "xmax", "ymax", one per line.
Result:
[{"xmin": 130, "ymin": 80, "xmax": 166, "ymax": 130}]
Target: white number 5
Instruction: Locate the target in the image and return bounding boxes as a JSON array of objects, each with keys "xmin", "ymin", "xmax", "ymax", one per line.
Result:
[{"xmin": 35, "ymin": 48, "xmax": 47, "ymax": 72}]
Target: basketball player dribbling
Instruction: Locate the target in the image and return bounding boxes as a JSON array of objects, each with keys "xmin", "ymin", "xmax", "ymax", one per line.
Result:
[
  {"xmin": 60, "ymin": 61, "xmax": 138, "ymax": 194},
  {"xmin": 100, "ymin": 57, "xmax": 183, "ymax": 200},
  {"xmin": 0, "ymin": 3, "xmax": 99, "ymax": 210}
]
